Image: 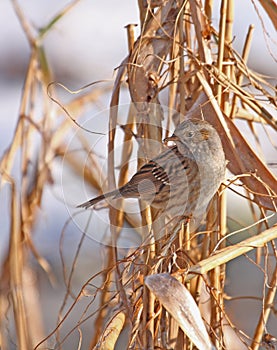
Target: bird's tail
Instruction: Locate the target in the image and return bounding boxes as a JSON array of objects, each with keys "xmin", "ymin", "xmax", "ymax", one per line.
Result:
[{"xmin": 77, "ymin": 189, "xmax": 121, "ymax": 209}]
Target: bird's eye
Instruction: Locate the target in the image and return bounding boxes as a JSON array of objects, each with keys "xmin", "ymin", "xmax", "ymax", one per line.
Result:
[{"xmin": 187, "ymin": 131, "xmax": 194, "ymax": 137}]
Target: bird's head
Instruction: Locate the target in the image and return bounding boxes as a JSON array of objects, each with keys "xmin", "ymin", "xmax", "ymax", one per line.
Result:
[{"xmin": 164, "ymin": 119, "xmax": 223, "ymax": 160}]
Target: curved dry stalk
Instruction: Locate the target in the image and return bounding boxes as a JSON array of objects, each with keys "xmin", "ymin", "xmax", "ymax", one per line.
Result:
[
  {"xmin": 251, "ymin": 263, "xmax": 277, "ymax": 349},
  {"xmin": 186, "ymin": 225, "xmax": 277, "ymax": 281}
]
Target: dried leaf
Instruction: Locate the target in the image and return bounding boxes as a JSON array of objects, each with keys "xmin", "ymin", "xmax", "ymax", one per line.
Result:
[
  {"xmin": 259, "ymin": 0, "xmax": 277, "ymax": 31},
  {"xmin": 128, "ymin": 0, "xmax": 177, "ymax": 108},
  {"xmin": 145, "ymin": 273, "xmax": 215, "ymax": 350}
]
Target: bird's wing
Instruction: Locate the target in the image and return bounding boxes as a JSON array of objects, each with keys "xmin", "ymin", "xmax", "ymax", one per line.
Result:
[
  {"xmin": 118, "ymin": 159, "xmax": 168, "ymax": 198},
  {"xmin": 118, "ymin": 146, "xmax": 191, "ymax": 198}
]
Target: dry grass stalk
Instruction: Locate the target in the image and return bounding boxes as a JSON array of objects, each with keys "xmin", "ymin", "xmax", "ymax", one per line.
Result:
[
  {"xmin": 259, "ymin": 0, "xmax": 277, "ymax": 30},
  {"xmin": 251, "ymin": 263, "xmax": 277, "ymax": 349}
]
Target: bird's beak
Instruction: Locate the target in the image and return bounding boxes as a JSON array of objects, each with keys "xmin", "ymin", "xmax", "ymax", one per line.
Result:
[{"xmin": 164, "ymin": 134, "xmax": 179, "ymax": 144}]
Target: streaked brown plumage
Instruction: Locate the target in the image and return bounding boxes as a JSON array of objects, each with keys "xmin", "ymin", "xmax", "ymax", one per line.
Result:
[{"xmin": 78, "ymin": 119, "xmax": 225, "ymax": 221}]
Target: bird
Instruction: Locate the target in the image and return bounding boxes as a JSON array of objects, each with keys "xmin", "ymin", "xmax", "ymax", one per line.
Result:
[{"xmin": 77, "ymin": 119, "xmax": 225, "ymax": 222}]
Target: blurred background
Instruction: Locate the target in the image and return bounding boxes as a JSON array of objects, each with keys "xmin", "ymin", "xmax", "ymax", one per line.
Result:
[{"xmin": 0, "ymin": 1, "xmax": 276, "ymax": 349}]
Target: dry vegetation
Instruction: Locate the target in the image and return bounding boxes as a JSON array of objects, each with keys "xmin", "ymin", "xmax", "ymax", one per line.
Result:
[{"xmin": 1, "ymin": 0, "xmax": 277, "ymax": 349}]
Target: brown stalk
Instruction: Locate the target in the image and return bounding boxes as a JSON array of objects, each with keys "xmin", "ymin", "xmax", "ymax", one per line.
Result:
[
  {"xmin": 89, "ymin": 252, "xmax": 115, "ymax": 349},
  {"xmin": 222, "ymin": 0, "xmax": 234, "ymax": 115},
  {"xmin": 207, "ymin": 197, "xmax": 222, "ymax": 348},
  {"xmin": 0, "ymin": 50, "xmax": 36, "ymax": 186},
  {"xmin": 9, "ymin": 180, "xmax": 30, "ymax": 350},
  {"xmin": 90, "ymin": 60, "xmax": 128, "ymax": 350},
  {"xmin": 96, "ymin": 310, "xmax": 126, "ymax": 349},
  {"xmin": 178, "ymin": 4, "xmax": 186, "ymax": 117},
  {"xmin": 116, "ymin": 27, "xmax": 136, "ymax": 229},
  {"xmin": 189, "ymin": 0, "xmax": 213, "ymax": 65},
  {"xmin": 208, "ymin": 64, "xmax": 277, "ymax": 131},
  {"xmin": 230, "ymin": 24, "xmax": 255, "ymax": 118},
  {"xmin": 259, "ymin": 0, "xmax": 277, "ymax": 31},
  {"xmin": 216, "ymin": 0, "xmax": 227, "ymax": 106},
  {"xmin": 211, "ymin": 2, "xmax": 233, "ymax": 346},
  {"xmin": 186, "ymin": 225, "xmax": 277, "ymax": 281},
  {"xmin": 251, "ymin": 263, "xmax": 277, "ymax": 349},
  {"xmin": 168, "ymin": 4, "xmax": 183, "ymax": 128},
  {"xmin": 1, "ymin": 35, "xmax": 56, "ymax": 348},
  {"xmin": 205, "ymin": 0, "xmax": 214, "ymax": 22}
]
